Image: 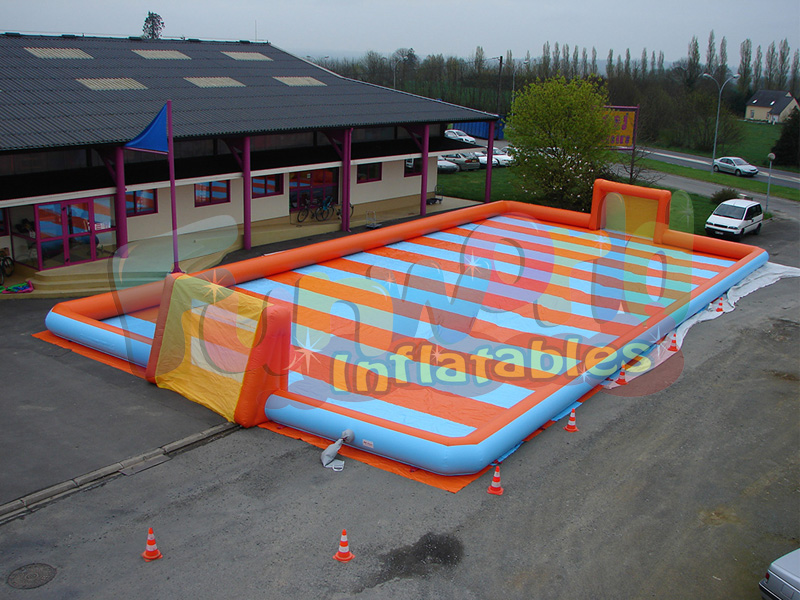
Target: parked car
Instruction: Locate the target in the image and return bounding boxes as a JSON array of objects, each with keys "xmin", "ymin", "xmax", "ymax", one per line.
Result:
[
  {"xmin": 713, "ymin": 156, "xmax": 759, "ymax": 177},
  {"xmin": 705, "ymin": 198, "xmax": 763, "ymax": 241},
  {"xmin": 760, "ymin": 548, "xmax": 800, "ymax": 600},
  {"xmin": 442, "ymin": 152, "xmax": 481, "ymax": 171},
  {"xmin": 477, "ymin": 147, "xmax": 514, "ymax": 168},
  {"xmin": 444, "ymin": 129, "xmax": 476, "ymax": 144},
  {"xmin": 437, "ymin": 158, "xmax": 459, "ymax": 173}
]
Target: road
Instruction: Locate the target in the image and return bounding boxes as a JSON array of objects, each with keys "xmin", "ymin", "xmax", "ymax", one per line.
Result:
[
  {"xmin": 0, "ymin": 188, "xmax": 798, "ymax": 599},
  {"xmin": 643, "ymin": 148, "xmax": 800, "ymax": 190}
]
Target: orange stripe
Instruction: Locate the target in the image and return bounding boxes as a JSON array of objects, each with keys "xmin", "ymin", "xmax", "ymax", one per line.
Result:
[
  {"xmin": 479, "ymin": 217, "xmax": 729, "ymax": 274},
  {"xmin": 441, "ymin": 222, "xmax": 721, "ymax": 287},
  {"xmin": 309, "ymin": 256, "xmax": 637, "ymax": 338}
]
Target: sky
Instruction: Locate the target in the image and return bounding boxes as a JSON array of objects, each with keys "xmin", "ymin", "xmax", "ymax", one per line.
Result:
[{"xmin": 5, "ymin": 0, "xmax": 800, "ymax": 67}]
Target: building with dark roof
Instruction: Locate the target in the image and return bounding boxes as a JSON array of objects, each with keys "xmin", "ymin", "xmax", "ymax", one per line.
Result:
[
  {"xmin": 0, "ymin": 33, "xmax": 496, "ymax": 275},
  {"xmin": 744, "ymin": 90, "xmax": 799, "ymax": 124}
]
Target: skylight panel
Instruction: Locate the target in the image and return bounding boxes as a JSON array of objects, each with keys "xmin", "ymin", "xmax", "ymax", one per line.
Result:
[
  {"xmin": 221, "ymin": 51, "xmax": 272, "ymax": 61},
  {"xmin": 25, "ymin": 47, "xmax": 93, "ymax": 59},
  {"xmin": 184, "ymin": 76, "xmax": 245, "ymax": 88},
  {"xmin": 273, "ymin": 76, "xmax": 326, "ymax": 87},
  {"xmin": 133, "ymin": 49, "xmax": 191, "ymax": 60},
  {"xmin": 76, "ymin": 78, "xmax": 147, "ymax": 90}
]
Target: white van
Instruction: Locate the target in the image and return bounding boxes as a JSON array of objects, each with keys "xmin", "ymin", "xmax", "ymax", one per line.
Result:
[{"xmin": 705, "ymin": 198, "xmax": 763, "ymax": 241}]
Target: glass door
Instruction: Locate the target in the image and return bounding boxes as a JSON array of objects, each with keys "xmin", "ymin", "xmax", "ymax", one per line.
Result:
[{"xmin": 34, "ymin": 196, "xmax": 116, "ymax": 270}]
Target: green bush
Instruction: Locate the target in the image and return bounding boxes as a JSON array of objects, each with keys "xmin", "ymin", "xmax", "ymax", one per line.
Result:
[{"xmin": 710, "ymin": 187, "xmax": 741, "ymax": 204}]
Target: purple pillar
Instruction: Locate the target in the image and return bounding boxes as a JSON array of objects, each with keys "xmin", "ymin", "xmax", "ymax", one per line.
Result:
[
  {"xmin": 114, "ymin": 145, "xmax": 128, "ymax": 250},
  {"xmin": 484, "ymin": 121, "xmax": 496, "ymax": 204},
  {"xmin": 242, "ymin": 136, "xmax": 252, "ymax": 249},
  {"xmin": 342, "ymin": 128, "xmax": 352, "ymax": 232},
  {"xmin": 420, "ymin": 124, "xmax": 430, "ymax": 216}
]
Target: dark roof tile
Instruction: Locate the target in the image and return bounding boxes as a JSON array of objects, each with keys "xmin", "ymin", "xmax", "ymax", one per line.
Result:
[{"xmin": 0, "ymin": 34, "xmax": 493, "ymax": 151}]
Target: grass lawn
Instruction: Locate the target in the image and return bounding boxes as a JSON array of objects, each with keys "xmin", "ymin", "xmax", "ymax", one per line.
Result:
[
  {"xmin": 638, "ymin": 157, "xmax": 799, "ymax": 201},
  {"xmin": 649, "ymin": 119, "xmax": 797, "ymax": 173},
  {"xmin": 437, "ymin": 168, "xmax": 717, "ymax": 235}
]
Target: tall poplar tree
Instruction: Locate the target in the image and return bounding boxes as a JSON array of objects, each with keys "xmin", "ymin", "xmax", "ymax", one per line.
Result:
[{"xmin": 738, "ymin": 39, "xmax": 752, "ymax": 95}]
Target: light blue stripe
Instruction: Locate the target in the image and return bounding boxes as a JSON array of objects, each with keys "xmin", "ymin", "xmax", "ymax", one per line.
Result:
[
  {"xmin": 425, "ymin": 229, "xmax": 710, "ymax": 291},
  {"xmin": 286, "ymin": 373, "xmax": 476, "ymax": 438},
  {"xmin": 343, "ymin": 251, "xmax": 650, "ymax": 322},
  {"xmin": 460, "ymin": 219, "xmax": 730, "ymax": 278},
  {"xmin": 491, "ymin": 216, "xmax": 734, "ymax": 269},
  {"xmin": 298, "ymin": 263, "xmax": 618, "ymax": 341},
  {"xmin": 102, "ymin": 315, "xmax": 156, "ymax": 340}
]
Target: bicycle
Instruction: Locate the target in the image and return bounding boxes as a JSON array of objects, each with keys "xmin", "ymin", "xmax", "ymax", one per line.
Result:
[
  {"xmin": 336, "ymin": 203, "xmax": 355, "ymax": 220},
  {"xmin": 296, "ymin": 197, "xmax": 314, "ymax": 223},
  {"xmin": 313, "ymin": 196, "xmax": 335, "ymax": 222},
  {"xmin": 0, "ymin": 248, "xmax": 13, "ymax": 286}
]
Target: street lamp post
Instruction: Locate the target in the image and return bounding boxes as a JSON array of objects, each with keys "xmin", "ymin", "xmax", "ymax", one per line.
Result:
[
  {"xmin": 766, "ymin": 152, "xmax": 775, "ymax": 215},
  {"xmin": 489, "ymin": 56, "xmax": 503, "ymax": 115},
  {"xmin": 393, "ymin": 56, "xmax": 407, "ymax": 89},
  {"xmin": 701, "ymin": 72, "xmax": 739, "ymax": 173}
]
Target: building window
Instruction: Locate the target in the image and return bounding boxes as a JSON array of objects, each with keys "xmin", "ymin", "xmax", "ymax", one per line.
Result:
[
  {"xmin": 404, "ymin": 158, "xmax": 422, "ymax": 177},
  {"xmin": 750, "ymin": 110, "xmax": 754, "ymax": 118},
  {"xmin": 289, "ymin": 168, "xmax": 338, "ymax": 212},
  {"xmin": 126, "ymin": 189, "xmax": 158, "ymax": 216},
  {"xmin": 252, "ymin": 174, "xmax": 283, "ymax": 198},
  {"xmin": 357, "ymin": 163, "xmax": 382, "ymax": 183},
  {"xmin": 195, "ymin": 181, "xmax": 230, "ymax": 206}
]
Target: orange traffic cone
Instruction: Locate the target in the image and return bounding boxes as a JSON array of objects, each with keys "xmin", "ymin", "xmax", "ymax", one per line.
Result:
[
  {"xmin": 142, "ymin": 527, "xmax": 163, "ymax": 562},
  {"xmin": 487, "ymin": 465, "xmax": 504, "ymax": 495},
  {"xmin": 715, "ymin": 297, "xmax": 724, "ymax": 312},
  {"xmin": 616, "ymin": 368, "xmax": 628, "ymax": 385},
  {"xmin": 333, "ymin": 529, "xmax": 354, "ymax": 562},
  {"xmin": 667, "ymin": 332, "xmax": 679, "ymax": 352},
  {"xmin": 564, "ymin": 408, "xmax": 579, "ymax": 432}
]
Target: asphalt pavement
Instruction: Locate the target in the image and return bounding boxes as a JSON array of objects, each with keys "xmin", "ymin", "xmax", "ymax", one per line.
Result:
[{"xmin": 0, "ymin": 182, "xmax": 798, "ymax": 599}]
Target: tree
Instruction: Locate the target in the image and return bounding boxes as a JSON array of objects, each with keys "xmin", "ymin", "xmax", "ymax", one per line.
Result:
[
  {"xmin": 716, "ymin": 37, "xmax": 728, "ymax": 81},
  {"xmin": 754, "ymin": 45, "xmax": 763, "ymax": 89},
  {"xmin": 591, "ymin": 47, "xmax": 598, "ymax": 75},
  {"xmin": 706, "ymin": 30, "xmax": 717, "ymax": 75},
  {"xmin": 142, "ymin": 12, "xmax": 164, "ymax": 39},
  {"xmin": 738, "ymin": 39, "xmax": 752, "ymax": 95},
  {"xmin": 552, "ymin": 42, "xmax": 560, "ymax": 75},
  {"xmin": 540, "ymin": 42, "xmax": 551, "ymax": 78},
  {"xmin": 771, "ymin": 108, "xmax": 800, "ymax": 166},
  {"xmin": 581, "ymin": 47, "xmax": 589, "ymax": 78},
  {"xmin": 473, "ymin": 46, "xmax": 486, "ymax": 76},
  {"xmin": 790, "ymin": 50, "xmax": 800, "ymax": 98},
  {"xmin": 606, "ymin": 49, "xmax": 614, "ymax": 78},
  {"xmin": 777, "ymin": 39, "xmax": 791, "ymax": 90},
  {"xmin": 764, "ymin": 42, "xmax": 778, "ymax": 89},
  {"xmin": 505, "ymin": 77, "xmax": 616, "ymax": 211},
  {"xmin": 624, "ymin": 48, "xmax": 631, "ymax": 78},
  {"xmin": 686, "ymin": 36, "xmax": 702, "ymax": 89},
  {"xmin": 641, "ymin": 48, "xmax": 648, "ymax": 79}
]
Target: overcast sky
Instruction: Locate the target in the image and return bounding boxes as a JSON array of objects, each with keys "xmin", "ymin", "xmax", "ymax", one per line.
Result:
[{"xmin": 5, "ymin": 0, "xmax": 800, "ymax": 67}]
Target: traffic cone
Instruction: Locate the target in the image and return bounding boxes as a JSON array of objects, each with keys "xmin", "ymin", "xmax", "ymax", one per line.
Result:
[
  {"xmin": 667, "ymin": 332, "xmax": 679, "ymax": 352},
  {"xmin": 333, "ymin": 529, "xmax": 354, "ymax": 562},
  {"xmin": 715, "ymin": 297, "xmax": 724, "ymax": 312},
  {"xmin": 487, "ymin": 465, "xmax": 504, "ymax": 495},
  {"xmin": 564, "ymin": 408, "xmax": 579, "ymax": 432},
  {"xmin": 142, "ymin": 527, "xmax": 163, "ymax": 562},
  {"xmin": 616, "ymin": 368, "xmax": 628, "ymax": 385}
]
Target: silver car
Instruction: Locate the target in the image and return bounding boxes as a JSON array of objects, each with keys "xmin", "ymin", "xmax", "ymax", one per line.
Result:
[
  {"xmin": 713, "ymin": 156, "xmax": 759, "ymax": 177},
  {"xmin": 442, "ymin": 152, "xmax": 481, "ymax": 171},
  {"xmin": 760, "ymin": 548, "xmax": 800, "ymax": 600}
]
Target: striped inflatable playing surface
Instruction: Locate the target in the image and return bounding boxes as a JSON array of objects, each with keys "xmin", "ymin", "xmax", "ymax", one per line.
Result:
[{"xmin": 44, "ymin": 181, "xmax": 768, "ymax": 475}]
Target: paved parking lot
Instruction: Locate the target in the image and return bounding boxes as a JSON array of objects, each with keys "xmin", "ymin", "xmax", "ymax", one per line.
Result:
[{"xmin": 1, "ymin": 188, "xmax": 797, "ymax": 599}]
